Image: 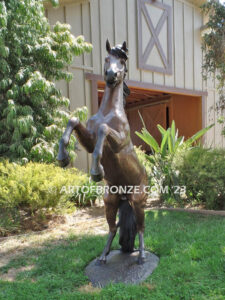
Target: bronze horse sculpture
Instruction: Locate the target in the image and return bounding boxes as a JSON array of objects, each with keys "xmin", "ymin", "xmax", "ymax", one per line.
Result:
[{"xmin": 57, "ymin": 40, "xmax": 148, "ymax": 264}]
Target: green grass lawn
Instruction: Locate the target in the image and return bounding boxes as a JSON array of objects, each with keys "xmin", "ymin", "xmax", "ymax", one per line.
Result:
[{"xmin": 0, "ymin": 210, "xmax": 225, "ymax": 300}]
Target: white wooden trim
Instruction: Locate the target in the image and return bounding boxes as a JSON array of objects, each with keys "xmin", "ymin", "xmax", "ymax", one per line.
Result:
[
  {"xmin": 44, "ymin": 0, "xmax": 88, "ymax": 9},
  {"xmin": 70, "ymin": 65, "xmax": 94, "ymax": 71}
]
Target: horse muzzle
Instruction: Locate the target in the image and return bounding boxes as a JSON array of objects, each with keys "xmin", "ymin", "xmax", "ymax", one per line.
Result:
[
  {"xmin": 106, "ymin": 79, "xmax": 117, "ymax": 88},
  {"xmin": 105, "ymin": 70, "xmax": 118, "ymax": 88}
]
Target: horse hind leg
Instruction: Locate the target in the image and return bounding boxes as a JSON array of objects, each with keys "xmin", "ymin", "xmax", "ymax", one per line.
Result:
[
  {"xmin": 96, "ymin": 193, "xmax": 119, "ymax": 265},
  {"xmin": 131, "ymin": 191, "xmax": 147, "ymax": 265}
]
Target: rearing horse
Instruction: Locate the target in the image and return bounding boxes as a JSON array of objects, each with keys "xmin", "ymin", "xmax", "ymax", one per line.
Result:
[{"xmin": 57, "ymin": 40, "xmax": 148, "ymax": 264}]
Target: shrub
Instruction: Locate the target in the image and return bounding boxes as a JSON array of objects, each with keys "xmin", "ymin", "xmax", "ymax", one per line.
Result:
[
  {"xmin": 201, "ymin": 0, "xmax": 225, "ymax": 114},
  {"xmin": 177, "ymin": 147, "xmax": 225, "ymax": 209},
  {"xmin": 135, "ymin": 120, "xmax": 213, "ymax": 202},
  {"xmin": 0, "ymin": 0, "xmax": 92, "ymax": 163},
  {"xmin": 134, "ymin": 146, "xmax": 152, "ymax": 185},
  {"xmin": 0, "ymin": 160, "xmax": 97, "ymax": 212},
  {"xmin": 0, "ymin": 208, "xmax": 20, "ymax": 236},
  {"xmin": 70, "ymin": 179, "xmax": 100, "ymax": 207}
]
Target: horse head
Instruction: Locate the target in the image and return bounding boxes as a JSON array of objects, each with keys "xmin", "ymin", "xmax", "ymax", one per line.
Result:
[{"xmin": 104, "ymin": 39, "xmax": 128, "ymax": 88}]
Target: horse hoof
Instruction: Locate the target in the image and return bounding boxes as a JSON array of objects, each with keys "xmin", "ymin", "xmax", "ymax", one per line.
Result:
[
  {"xmin": 138, "ymin": 256, "xmax": 145, "ymax": 265},
  {"xmin": 57, "ymin": 149, "xmax": 70, "ymax": 168},
  {"xmin": 58, "ymin": 156, "xmax": 70, "ymax": 168},
  {"xmin": 91, "ymin": 173, "xmax": 104, "ymax": 182},
  {"xmin": 95, "ymin": 258, "xmax": 106, "ymax": 266},
  {"xmin": 90, "ymin": 165, "xmax": 104, "ymax": 182}
]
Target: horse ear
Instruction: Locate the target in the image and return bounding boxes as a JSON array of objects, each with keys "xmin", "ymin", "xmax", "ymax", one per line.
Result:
[
  {"xmin": 122, "ymin": 41, "xmax": 128, "ymax": 52},
  {"xmin": 106, "ymin": 39, "xmax": 111, "ymax": 53}
]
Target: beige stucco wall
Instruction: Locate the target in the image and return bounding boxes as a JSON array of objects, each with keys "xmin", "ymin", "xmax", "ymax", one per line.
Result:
[{"xmin": 46, "ymin": 0, "xmax": 224, "ymax": 171}]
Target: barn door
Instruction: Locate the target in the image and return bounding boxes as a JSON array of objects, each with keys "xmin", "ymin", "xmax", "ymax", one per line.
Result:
[
  {"xmin": 137, "ymin": 0, "xmax": 172, "ymax": 74},
  {"xmin": 127, "ymin": 103, "xmax": 167, "ymax": 151}
]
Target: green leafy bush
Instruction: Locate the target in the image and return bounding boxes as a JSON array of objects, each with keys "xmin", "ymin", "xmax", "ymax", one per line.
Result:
[
  {"xmin": 0, "ymin": 160, "xmax": 99, "ymax": 235},
  {"xmin": 177, "ymin": 147, "xmax": 225, "ymax": 209},
  {"xmin": 136, "ymin": 120, "xmax": 213, "ymax": 202},
  {"xmin": 201, "ymin": 0, "xmax": 225, "ymax": 113},
  {"xmin": 70, "ymin": 179, "xmax": 100, "ymax": 207},
  {"xmin": 0, "ymin": 208, "xmax": 20, "ymax": 236},
  {"xmin": 134, "ymin": 146, "xmax": 152, "ymax": 185},
  {"xmin": 0, "ymin": 161, "xmax": 97, "ymax": 212},
  {"xmin": 0, "ymin": 0, "xmax": 92, "ymax": 163}
]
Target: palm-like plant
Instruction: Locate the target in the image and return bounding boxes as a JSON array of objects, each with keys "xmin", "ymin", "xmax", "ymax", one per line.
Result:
[
  {"xmin": 136, "ymin": 120, "xmax": 213, "ymax": 157},
  {"xmin": 136, "ymin": 120, "xmax": 214, "ymax": 202}
]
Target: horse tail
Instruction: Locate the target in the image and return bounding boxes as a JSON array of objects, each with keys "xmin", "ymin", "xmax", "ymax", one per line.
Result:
[{"xmin": 118, "ymin": 198, "xmax": 137, "ymax": 253}]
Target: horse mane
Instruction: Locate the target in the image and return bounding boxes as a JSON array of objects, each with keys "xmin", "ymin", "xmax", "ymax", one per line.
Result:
[
  {"xmin": 123, "ymin": 81, "xmax": 130, "ymax": 107},
  {"xmin": 109, "ymin": 45, "xmax": 128, "ymax": 61}
]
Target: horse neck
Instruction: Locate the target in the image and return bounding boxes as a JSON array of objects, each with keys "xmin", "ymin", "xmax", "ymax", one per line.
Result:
[{"xmin": 99, "ymin": 81, "xmax": 124, "ymax": 115}]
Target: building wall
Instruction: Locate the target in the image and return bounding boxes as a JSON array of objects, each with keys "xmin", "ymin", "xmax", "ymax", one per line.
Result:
[
  {"xmin": 47, "ymin": 1, "xmax": 93, "ymax": 171},
  {"xmin": 46, "ymin": 0, "xmax": 224, "ymax": 171}
]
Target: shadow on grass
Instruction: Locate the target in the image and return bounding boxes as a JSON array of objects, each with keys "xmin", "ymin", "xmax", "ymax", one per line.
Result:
[{"xmin": 0, "ymin": 210, "xmax": 225, "ymax": 300}]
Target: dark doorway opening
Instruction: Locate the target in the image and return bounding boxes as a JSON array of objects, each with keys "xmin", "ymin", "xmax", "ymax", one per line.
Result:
[
  {"xmin": 166, "ymin": 106, "xmax": 170, "ymax": 129},
  {"xmin": 97, "ymin": 82, "xmax": 202, "ymax": 152}
]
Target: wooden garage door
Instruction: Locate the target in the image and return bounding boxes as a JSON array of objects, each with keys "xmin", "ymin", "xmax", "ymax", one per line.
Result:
[{"xmin": 127, "ymin": 103, "xmax": 167, "ymax": 151}]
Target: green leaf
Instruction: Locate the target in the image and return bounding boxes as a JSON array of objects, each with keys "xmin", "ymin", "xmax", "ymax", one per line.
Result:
[
  {"xmin": 161, "ymin": 130, "xmax": 169, "ymax": 158},
  {"xmin": 167, "ymin": 129, "xmax": 173, "ymax": 154},
  {"xmin": 135, "ymin": 129, "xmax": 160, "ymax": 153},
  {"xmin": 138, "ymin": 111, "xmax": 146, "ymax": 128},
  {"xmin": 157, "ymin": 124, "xmax": 167, "ymax": 137},
  {"xmin": 171, "ymin": 120, "xmax": 176, "ymax": 141},
  {"xmin": 49, "ymin": 0, "xmax": 59, "ymax": 7},
  {"xmin": 186, "ymin": 124, "xmax": 214, "ymax": 146},
  {"xmin": 145, "ymin": 155, "xmax": 155, "ymax": 164},
  {"xmin": 174, "ymin": 136, "xmax": 184, "ymax": 151}
]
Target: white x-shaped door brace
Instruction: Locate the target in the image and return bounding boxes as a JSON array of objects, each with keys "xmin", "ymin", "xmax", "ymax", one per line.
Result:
[{"xmin": 138, "ymin": 0, "xmax": 172, "ymax": 74}]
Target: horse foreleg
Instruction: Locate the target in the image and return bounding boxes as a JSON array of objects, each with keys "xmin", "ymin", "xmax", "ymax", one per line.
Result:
[
  {"xmin": 74, "ymin": 123, "xmax": 95, "ymax": 153},
  {"xmin": 96, "ymin": 193, "xmax": 119, "ymax": 265},
  {"xmin": 90, "ymin": 124, "xmax": 107, "ymax": 181},
  {"xmin": 90, "ymin": 123, "xmax": 128, "ymax": 181},
  {"xmin": 57, "ymin": 117, "xmax": 94, "ymax": 167}
]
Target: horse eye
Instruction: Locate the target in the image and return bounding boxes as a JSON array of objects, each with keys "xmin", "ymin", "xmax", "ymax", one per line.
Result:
[
  {"xmin": 105, "ymin": 57, "xmax": 110, "ymax": 63},
  {"xmin": 120, "ymin": 59, "xmax": 125, "ymax": 65}
]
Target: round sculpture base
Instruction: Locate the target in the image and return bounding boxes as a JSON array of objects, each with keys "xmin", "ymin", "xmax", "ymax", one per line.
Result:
[{"xmin": 85, "ymin": 250, "xmax": 159, "ymax": 287}]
